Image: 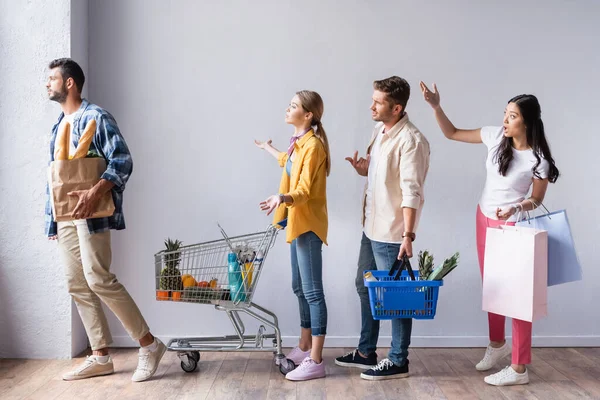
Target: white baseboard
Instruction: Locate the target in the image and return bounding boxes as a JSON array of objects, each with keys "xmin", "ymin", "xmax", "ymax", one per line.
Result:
[{"xmin": 110, "ymin": 335, "xmax": 600, "ymax": 348}]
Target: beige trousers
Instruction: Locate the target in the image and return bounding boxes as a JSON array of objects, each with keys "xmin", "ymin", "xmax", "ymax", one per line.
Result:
[{"xmin": 57, "ymin": 220, "xmax": 149, "ymax": 350}]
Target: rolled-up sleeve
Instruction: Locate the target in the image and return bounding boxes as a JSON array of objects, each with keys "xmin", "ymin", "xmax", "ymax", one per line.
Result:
[
  {"xmin": 96, "ymin": 115, "xmax": 133, "ymax": 192},
  {"xmin": 277, "ymin": 151, "xmax": 288, "ymax": 167},
  {"xmin": 399, "ymin": 137, "xmax": 429, "ymax": 209}
]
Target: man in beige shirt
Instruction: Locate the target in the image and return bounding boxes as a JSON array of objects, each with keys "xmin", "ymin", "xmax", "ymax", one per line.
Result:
[{"xmin": 335, "ymin": 76, "xmax": 430, "ymax": 380}]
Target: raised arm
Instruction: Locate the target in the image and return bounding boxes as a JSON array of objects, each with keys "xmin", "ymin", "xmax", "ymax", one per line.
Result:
[
  {"xmin": 255, "ymin": 139, "xmax": 283, "ymax": 161},
  {"xmin": 420, "ymin": 81, "xmax": 482, "ymax": 144}
]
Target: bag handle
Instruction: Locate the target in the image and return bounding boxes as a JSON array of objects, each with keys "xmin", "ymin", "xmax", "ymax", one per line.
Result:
[
  {"xmin": 388, "ymin": 254, "xmax": 416, "ymax": 281},
  {"xmin": 503, "ymin": 199, "xmax": 551, "ymax": 228},
  {"xmin": 524, "ymin": 198, "xmax": 551, "ymax": 222}
]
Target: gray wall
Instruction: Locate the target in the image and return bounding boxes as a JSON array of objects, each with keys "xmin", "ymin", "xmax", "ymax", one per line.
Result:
[
  {"xmin": 0, "ymin": 0, "xmax": 86, "ymax": 358},
  {"xmin": 69, "ymin": 0, "xmax": 90, "ymax": 357},
  {"xmin": 87, "ymin": 0, "xmax": 599, "ymax": 347},
  {"xmin": 1, "ymin": 0, "xmax": 598, "ymax": 359}
]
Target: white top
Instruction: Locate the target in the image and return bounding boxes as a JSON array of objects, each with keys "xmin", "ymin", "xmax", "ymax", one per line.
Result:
[
  {"xmin": 479, "ymin": 126, "xmax": 550, "ymax": 222},
  {"xmin": 364, "ymin": 126, "xmax": 384, "ymax": 236},
  {"xmin": 55, "ymin": 113, "xmax": 76, "ymax": 159}
]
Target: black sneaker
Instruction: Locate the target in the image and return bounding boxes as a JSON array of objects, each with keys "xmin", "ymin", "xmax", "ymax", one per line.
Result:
[
  {"xmin": 335, "ymin": 349, "xmax": 377, "ymax": 369},
  {"xmin": 360, "ymin": 358, "xmax": 409, "ymax": 380}
]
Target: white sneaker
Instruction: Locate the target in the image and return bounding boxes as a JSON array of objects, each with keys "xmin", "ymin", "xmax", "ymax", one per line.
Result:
[
  {"xmin": 62, "ymin": 355, "xmax": 114, "ymax": 381},
  {"xmin": 476, "ymin": 343, "xmax": 511, "ymax": 371},
  {"xmin": 131, "ymin": 338, "xmax": 167, "ymax": 382},
  {"xmin": 286, "ymin": 346, "xmax": 311, "ymax": 366},
  {"xmin": 484, "ymin": 366, "xmax": 529, "ymax": 386}
]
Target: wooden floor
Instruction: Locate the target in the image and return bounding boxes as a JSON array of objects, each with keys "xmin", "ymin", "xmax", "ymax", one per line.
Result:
[{"xmin": 1, "ymin": 347, "xmax": 600, "ymax": 399}]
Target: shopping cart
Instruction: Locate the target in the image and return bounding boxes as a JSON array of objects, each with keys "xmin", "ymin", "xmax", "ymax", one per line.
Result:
[{"xmin": 154, "ymin": 224, "xmax": 286, "ymax": 372}]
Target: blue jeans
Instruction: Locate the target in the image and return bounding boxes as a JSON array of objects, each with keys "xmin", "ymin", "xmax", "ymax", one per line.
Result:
[
  {"xmin": 355, "ymin": 233, "xmax": 412, "ymax": 366},
  {"xmin": 291, "ymin": 231, "xmax": 327, "ymax": 336}
]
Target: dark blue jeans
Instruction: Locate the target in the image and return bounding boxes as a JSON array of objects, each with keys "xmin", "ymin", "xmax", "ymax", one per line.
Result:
[
  {"xmin": 291, "ymin": 231, "xmax": 327, "ymax": 336},
  {"xmin": 355, "ymin": 233, "xmax": 412, "ymax": 366}
]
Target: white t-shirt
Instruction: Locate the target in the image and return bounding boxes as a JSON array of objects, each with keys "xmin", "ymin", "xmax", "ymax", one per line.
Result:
[
  {"xmin": 55, "ymin": 113, "xmax": 76, "ymax": 159},
  {"xmin": 479, "ymin": 126, "xmax": 550, "ymax": 222},
  {"xmin": 364, "ymin": 126, "xmax": 385, "ymax": 237}
]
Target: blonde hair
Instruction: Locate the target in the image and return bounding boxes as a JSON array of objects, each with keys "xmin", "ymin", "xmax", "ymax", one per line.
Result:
[{"xmin": 296, "ymin": 90, "xmax": 331, "ymax": 176}]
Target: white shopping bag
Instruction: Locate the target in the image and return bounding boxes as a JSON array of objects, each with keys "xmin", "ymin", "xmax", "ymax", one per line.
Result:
[{"xmin": 482, "ymin": 225, "xmax": 548, "ymax": 322}]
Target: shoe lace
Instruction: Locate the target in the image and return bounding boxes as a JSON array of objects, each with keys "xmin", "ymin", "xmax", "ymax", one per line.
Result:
[
  {"xmin": 480, "ymin": 347, "xmax": 494, "ymax": 363},
  {"xmin": 372, "ymin": 358, "xmax": 395, "ymax": 372},
  {"xmin": 136, "ymin": 351, "xmax": 150, "ymax": 372},
  {"xmin": 342, "ymin": 349, "xmax": 358, "ymax": 359},
  {"xmin": 494, "ymin": 366, "xmax": 513, "ymax": 379},
  {"xmin": 75, "ymin": 356, "xmax": 96, "ymax": 373},
  {"xmin": 298, "ymin": 357, "xmax": 316, "ymax": 370}
]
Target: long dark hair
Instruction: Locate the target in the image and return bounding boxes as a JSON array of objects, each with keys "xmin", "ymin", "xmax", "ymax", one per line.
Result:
[{"xmin": 493, "ymin": 94, "xmax": 559, "ymax": 183}]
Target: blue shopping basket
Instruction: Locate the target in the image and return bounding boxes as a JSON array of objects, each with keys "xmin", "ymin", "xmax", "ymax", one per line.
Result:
[{"xmin": 364, "ymin": 256, "xmax": 443, "ymax": 320}]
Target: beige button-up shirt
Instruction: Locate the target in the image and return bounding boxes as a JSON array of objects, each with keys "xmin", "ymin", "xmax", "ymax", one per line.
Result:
[{"xmin": 362, "ymin": 114, "xmax": 430, "ymax": 243}]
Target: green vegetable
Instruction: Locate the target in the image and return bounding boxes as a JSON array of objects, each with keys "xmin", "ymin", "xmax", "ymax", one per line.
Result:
[
  {"xmin": 427, "ymin": 252, "xmax": 460, "ymax": 281},
  {"xmin": 418, "ymin": 250, "xmax": 435, "ymax": 280},
  {"xmin": 85, "ymin": 149, "xmax": 102, "ymax": 158}
]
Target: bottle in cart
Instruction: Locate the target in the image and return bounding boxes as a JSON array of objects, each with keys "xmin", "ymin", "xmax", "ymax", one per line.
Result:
[
  {"xmin": 228, "ymin": 253, "xmax": 246, "ymax": 302},
  {"xmin": 244, "ymin": 250, "xmax": 263, "ymax": 289},
  {"xmin": 242, "ymin": 258, "xmax": 254, "ymax": 289},
  {"xmin": 254, "ymin": 250, "xmax": 264, "ymax": 266}
]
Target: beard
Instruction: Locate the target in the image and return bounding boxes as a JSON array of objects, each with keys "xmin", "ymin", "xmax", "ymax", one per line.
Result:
[
  {"xmin": 372, "ymin": 111, "xmax": 391, "ymax": 123},
  {"xmin": 373, "ymin": 105, "xmax": 397, "ymax": 123},
  {"xmin": 49, "ymin": 84, "xmax": 68, "ymax": 103}
]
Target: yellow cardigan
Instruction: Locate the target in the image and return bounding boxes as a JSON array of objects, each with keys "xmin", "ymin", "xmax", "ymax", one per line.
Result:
[{"xmin": 272, "ymin": 131, "xmax": 328, "ymax": 245}]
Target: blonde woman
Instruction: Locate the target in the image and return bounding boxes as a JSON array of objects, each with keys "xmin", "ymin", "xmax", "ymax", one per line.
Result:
[{"xmin": 255, "ymin": 90, "xmax": 331, "ymax": 381}]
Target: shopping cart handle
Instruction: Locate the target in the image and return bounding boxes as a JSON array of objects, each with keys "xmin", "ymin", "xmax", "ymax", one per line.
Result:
[{"xmin": 275, "ymin": 219, "xmax": 288, "ymax": 229}]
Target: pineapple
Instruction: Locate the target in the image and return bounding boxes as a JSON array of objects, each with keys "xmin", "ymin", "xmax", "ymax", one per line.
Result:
[{"xmin": 160, "ymin": 238, "xmax": 184, "ymax": 291}]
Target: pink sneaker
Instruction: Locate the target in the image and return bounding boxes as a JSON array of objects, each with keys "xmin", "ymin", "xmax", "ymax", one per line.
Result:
[
  {"xmin": 286, "ymin": 346, "xmax": 311, "ymax": 366},
  {"xmin": 285, "ymin": 357, "xmax": 326, "ymax": 381}
]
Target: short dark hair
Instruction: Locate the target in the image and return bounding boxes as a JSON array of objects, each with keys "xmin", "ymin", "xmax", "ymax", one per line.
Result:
[
  {"xmin": 373, "ymin": 76, "xmax": 410, "ymax": 109},
  {"xmin": 48, "ymin": 58, "xmax": 85, "ymax": 93}
]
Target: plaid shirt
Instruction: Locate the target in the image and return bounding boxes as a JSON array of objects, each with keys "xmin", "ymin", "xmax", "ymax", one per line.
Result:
[{"xmin": 45, "ymin": 99, "xmax": 133, "ymax": 236}]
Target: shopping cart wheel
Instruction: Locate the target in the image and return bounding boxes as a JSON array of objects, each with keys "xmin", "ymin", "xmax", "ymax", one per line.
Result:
[
  {"xmin": 190, "ymin": 351, "xmax": 200, "ymax": 362},
  {"xmin": 278, "ymin": 358, "xmax": 296, "ymax": 375},
  {"xmin": 181, "ymin": 358, "xmax": 198, "ymax": 373}
]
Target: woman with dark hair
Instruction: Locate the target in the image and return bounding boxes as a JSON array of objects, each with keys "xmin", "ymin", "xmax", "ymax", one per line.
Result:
[{"xmin": 420, "ymin": 81, "xmax": 559, "ymax": 386}]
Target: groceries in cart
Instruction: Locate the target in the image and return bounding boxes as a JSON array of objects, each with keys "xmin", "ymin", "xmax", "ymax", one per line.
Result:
[
  {"xmin": 155, "ymin": 227, "xmax": 272, "ymax": 306},
  {"xmin": 227, "ymin": 252, "xmax": 248, "ymax": 303},
  {"xmin": 230, "ymin": 242, "xmax": 264, "ymax": 289},
  {"xmin": 156, "ymin": 238, "xmax": 184, "ymax": 301},
  {"xmin": 152, "ymin": 225, "xmax": 286, "ymax": 374}
]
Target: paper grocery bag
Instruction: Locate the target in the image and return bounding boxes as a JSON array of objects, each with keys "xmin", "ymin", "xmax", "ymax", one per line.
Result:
[
  {"xmin": 48, "ymin": 158, "xmax": 115, "ymax": 222},
  {"xmin": 482, "ymin": 224, "xmax": 548, "ymax": 322}
]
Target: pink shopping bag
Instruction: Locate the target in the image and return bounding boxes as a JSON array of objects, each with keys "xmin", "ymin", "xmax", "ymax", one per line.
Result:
[{"xmin": 482, "ymin": 224, "xmax": 548, "ymax": 322}]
